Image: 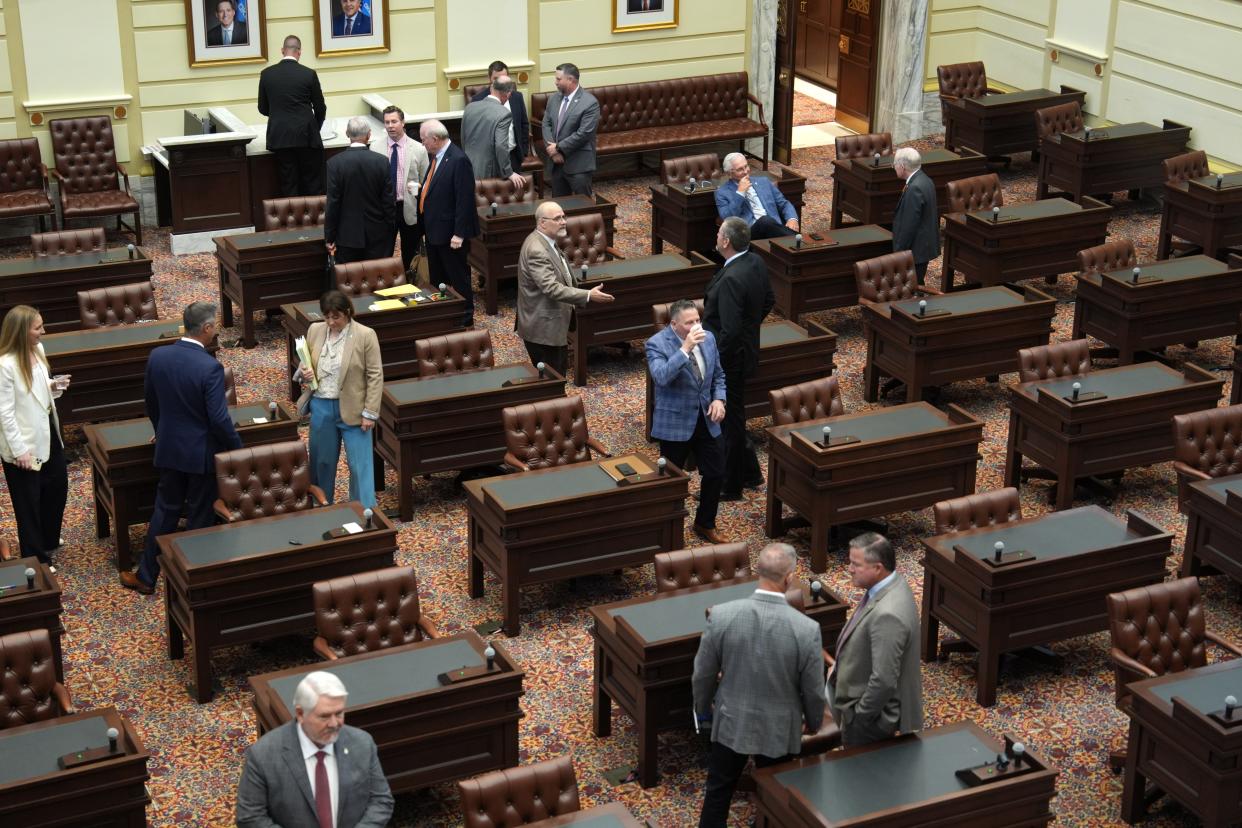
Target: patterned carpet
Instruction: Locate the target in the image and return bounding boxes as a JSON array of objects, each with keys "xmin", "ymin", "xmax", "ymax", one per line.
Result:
[
  {"xmin": 2, "ymin": 135, "xmax": 1237, "ymax": 827},
  {"xmin": 793, "ymin": 91, "xmax": 836, "ymax": 127}
]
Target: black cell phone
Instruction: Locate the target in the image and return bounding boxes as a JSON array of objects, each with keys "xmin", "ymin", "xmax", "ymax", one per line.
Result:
[
  {"xmin": 810, "ymin": 233, "xmax": 825, "ymax": 241},
  {"xmin": 616, "ymin": 462, "xmax": 637, "ymax": 476}
]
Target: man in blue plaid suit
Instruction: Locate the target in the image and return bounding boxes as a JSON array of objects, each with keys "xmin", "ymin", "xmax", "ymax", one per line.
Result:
[{"xmin": 646, "ymin": 299, "xmax": 730, "ymax": 543}]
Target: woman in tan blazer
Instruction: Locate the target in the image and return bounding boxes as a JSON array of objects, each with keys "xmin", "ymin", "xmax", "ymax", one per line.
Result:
[{"xmin": 296, "ymin": 290, "xmax": 383, "ymax": 507}]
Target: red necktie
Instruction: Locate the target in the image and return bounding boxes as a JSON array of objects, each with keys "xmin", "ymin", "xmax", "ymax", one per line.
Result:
[{"xmin": 314, "ymin": 750, "xmax": 332, "ymax": 828}]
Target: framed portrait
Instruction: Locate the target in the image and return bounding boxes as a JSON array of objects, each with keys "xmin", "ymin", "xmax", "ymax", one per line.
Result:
[
  {"xmin": 185, "ymin": 0, "xmax": 267, "ymax": 67},
  {"xmin": 314, "ymin": 0, "xmax": 391, "ymax": 57},
  {"xmin": 613, "ymin": 0, "xmax": 678, "ymax": 33}
]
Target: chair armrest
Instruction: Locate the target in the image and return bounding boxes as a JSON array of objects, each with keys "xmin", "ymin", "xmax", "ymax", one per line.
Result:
[
  {"xmin": 53, "ymin": 682, "xmax": 75, "ymax": 715},
  {"xmin": 115, "ymin": 163, "xmax": 131, "ymax": 193},
  {"xmin": 212, "ymin": 499, "xmax": 235, "ymax": 522},
  {"xmin": 604, "ymin": 246, "xmax": 625, "ymax": 260},
  {"xmin": 917, "ymin": 285, "xmax": 944, "ymax": 297},
  {"xmin": 417, "ymin": 615, "xmax": 440, "ymax": 639},
  {"xmin": 312, "ymin": 636, "xmax": 340, "ymax": 661},
  {"xmin": 939, "ymin": 93, "xmax": 960, "ymax": 103},
  {"xmin": 985, "ymin": 87, "xmax": 1005, "ymax": 95},
  {"xmin": 746, "ymin": 92, "xmax": 767, "ymax": 126},
  {"xmin": 503, "ymin": 451, "xmax": 531, "ymax": 472},
  {"xmin": 308, "ymin": 485, "xmax": 329, "ymax": 506},
  {"xmin": 1108, "ymin": 647, "xmax": 1159, "ymax": 680},
  {"xmin": 858, "ymin": 297, "xmax": 878, "ymax": 308},
  {"xmin": 586, "ymin": 437, "xmax": 611, "ymax": 458},
  {"xmin": 1173, "ymin": 461, "xmax": 1212, "ymax": 484},
  {"xmin": 1206, "ymin": 630, "xmax": 1242, "ymax": 658},
  {"xmin": 39, "ymin": 163, "xmax": 51, "ymax": 189},
  {"xmin": 48, "ymin": 168, "xmax": 65, "ymax": 183}
]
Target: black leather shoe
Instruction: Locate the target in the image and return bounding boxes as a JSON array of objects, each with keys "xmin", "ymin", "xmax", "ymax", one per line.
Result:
[
  {"xmin": 743, "ymin": 475, "xmax": 764, "ymax": 489},
  {"xmin": 719, "ymin": 490, "xmax": 744, "ymax": 502}
]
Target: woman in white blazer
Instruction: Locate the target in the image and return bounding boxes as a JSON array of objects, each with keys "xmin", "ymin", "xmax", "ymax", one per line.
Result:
[{"xmin": 0, "ymin": 305, "xmax": 70, "ymax": 566}]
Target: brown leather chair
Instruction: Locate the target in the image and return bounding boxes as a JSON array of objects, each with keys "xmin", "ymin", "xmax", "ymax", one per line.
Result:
[
  {"xmin": 0, "ymin": 538, "xmax": 11, "ymax": 561},
  {"xmin": 502, "ymin": 396, "xmax": 610, "ymax": 472},
  {"xmin": 0, "ymin": 629, "xmax": 74, "ymax": 730},
  {"xmin": 660, "ymin": 152, "xmax": 719, "ymax": 186},
  {"xmin": 945, "ymin": 173, "xmax": 1003, "ymax": 214},
  {"xmin": 557, "ymin": 213, "xmax": 622, "ymax": 269},
  {"xmin": 1077, "ymin": 239, "xmax": 1137, "ymax": 276},
  {"xmin": 932, "ymin": 488, "xmax": 1022, "ymax": 535},
  {"xmin": 458, "ymin": 755, "xmax": 579, "ymax": 828},
  {"xmin": 769, "ymin": 376, "xmax": 844, "ymax": 426},
  {"xmin": 1164, "ymin": 149, "xmax": 1208, "ymax": 186},
  {"xmin": 212, "ymin": 440, "xmax": 327, "ymax": 523},
  {"xmin": 936, "ymin": 61, "xmax": 1003, "ymax": 124},
  {"xmin": 1035, "ymin": 101, "xmax": 1084, "ymax": 144},
  {"xmin": 76, "ymin": 281, "xmax": 158, "ymax": 328},
  {"xmin": 475, "ymin": 175, "xmax": 536, "ymax": 209},
  {"xmin": 834, "ymin": 132, "xmax": 893, "ymax": 161},
  {"xmin": 312, "ymin": 566, "xmax": 438, "ymax": 660},
  {"xmin": 222, "ymin": 366, "xmax": 238, "ymax": 406},
  {"xmin": 854, "ymin": 250, "xmax": 941, "ymax": 305},
  {"xmin": 335, "ymin": 256, "xmax": 406, "ymax": 296},
  {"xmin": 1171, "ymin": 403, "xmax": 1242, "ymax": 514},
  {"xmin": 32, "ymin": 227, "xmax": 106, "ymax": 257},
  {"xmin": 415, "ymin": 329, "xmax": 495, "ymax": 377},
  {"xmin": 652, "ymin": 299, "xmax": 705, "ymax": 329},
  {"xmin": 654, "ymin": 543, "xmax": 750, "ymax": 592},
  {"xmin": 1017, "ymin": 339, "xmax": 1091, "ymax": 383},
  {"xmin": 0, "ymin": 138, "xmax": 56, "ymax": 231},
  {"xmin": 48, "ymin": 116, "xmax": 141, "ymax": 244},
  {"xmin": 261, "ymin": 195, "xmax": 327, "ymax": 230}
]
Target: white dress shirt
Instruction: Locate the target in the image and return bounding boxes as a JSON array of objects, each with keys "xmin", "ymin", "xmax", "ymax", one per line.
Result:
[
  {"xmin": 314, "ymin": 323, "xmax": 350, "ymax": 400},
  {"xmin": 296, "ymin": 724, "xmax": 339, "ymax": 828},
  {"xmin": 386, "ymin": 134, "xmax": 413, "ymax": 204},
  {"xmin": 743, "ymin": 183, "xmax": 767, "ymax": 220}
]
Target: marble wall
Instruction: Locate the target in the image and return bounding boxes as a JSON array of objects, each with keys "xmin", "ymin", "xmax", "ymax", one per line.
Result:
[
  {"xmin": 748, "ymin": 0, "xmax": 778, "ymax": 157},
  {"xmin": 874, "ymin": 0, "xmax": 929, "ymax": 144}
]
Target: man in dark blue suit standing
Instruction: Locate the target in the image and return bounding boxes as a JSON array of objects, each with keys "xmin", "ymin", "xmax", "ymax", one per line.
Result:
[
  {"xmin": 418, "ymin": 119, "xmax": 479, "ymax": 328},
  {"xmin": 120, "ymin": 302, "xmax": 241, "ymax": 595},
  {"xmin": 471, "ymin": 61, "xmax": 530, "ymax": 176},
  {"xmin": 331, "ymin": 0, "xmax": 372, "ymax": 36}
]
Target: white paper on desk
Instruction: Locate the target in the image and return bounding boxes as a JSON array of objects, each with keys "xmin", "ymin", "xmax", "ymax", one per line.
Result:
[
  {"xmin": 251, "ymin": 417, "xmax": 268, "ymax": 424},
  {"xmin": 342, "ymin": 522, "xmax": 364, "ymax": 534},
  {"xmin": 293, "ymin": 337, "xmax": 318, "ymax": 391}
]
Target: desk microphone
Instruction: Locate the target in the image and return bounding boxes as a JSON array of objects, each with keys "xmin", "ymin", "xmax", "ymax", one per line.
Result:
[
  {"xmin": 918, "ymin": 299, "xmax": 927, "ymax": 317},
  {"xmin": 536, "ymin": 361, "xmax": 546, "ymax": 378},
  {"xmin": 657, "ymin": 457, "xmax": 667, "ymax": 475},
  {"xmin": 1083, "ymin": 126, "xmax": 1091, "ymax": 142},
  {"xmin": 107, "ymin": 727, "xmax": 119, "ymax": 753},
  {"xmin": 1227, "ymin": 695, "xmax": 1238, "ymax": 720},
  {"xmin": 485, "ymin": 644, "xmax": 496, "ymax": 671},
  {"xmin": 580, "ymin": 264, "xmax": 588, "ymax": 283},
  {"xmin": 1011, "ymin": 742, "xmax": 1026, "ymax": 766},
  {"xmin": 872, "ymin": 152, "xmax": 880, "ymax": 167},
  {"xmin": 1071, "ymin": 381, "xmax": 1081, "ymax": 401},
  {"xmin": 438, "ymin": 282, "xmax": 448, "ymax": 298},
  {"xmin": 991, "ymin": 206, "xmax": 1000, "ymax": 223},
  {"xmin": 810, "ymin": 579, "xmax": 823, "ymax": 603},
  {"xmin": 490, "ymin": 201, "xmax": 498, "ymax": 216},
  {"xmin": 794, "ymin": 233, "xmax": 803, "ymax": 249},
  {"xmin": 268, "ymin": 401, "xmax": 278, "ymax": 419},
  {"xmin": 127, "ymin": 243, "xmax": 136, "ymax": 260},
  {"xmin": 687, "ymin": 176, "xmax": 697, "ymax": 193},
  {"xmin": 993, "ymin": 541, "xmax": 1004, "ymax": 562},
  {"xmin": 1132, "ymin": 266, "xmax": 1141, "ymax": 284},
  {"xmin": 1217, "ymin": 173, "xmax": 1225, "ymax": 189},
  {"xmin": 25, "ymin": 567, "xmax": 36, "ymax": 588},
  {"xmin": 996, "ymin": 752, "xmax": 1010, "ymax": 771},
  {"xmin": 822, "ymin": 425, "xmax": 831, "ymax": 445},
  {"xmin": 363, "ymin": 508, "xmax": 373, "ymax": 529}
]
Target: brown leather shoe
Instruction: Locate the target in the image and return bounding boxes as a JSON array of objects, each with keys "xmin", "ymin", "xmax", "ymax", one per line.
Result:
[
  {"xmin": 693, "ymin": 524, "xmax": 729, "ymax": 545},
  {"xmin": 118, "ymin": 571, "xmax": 154, "ymax": 595}
]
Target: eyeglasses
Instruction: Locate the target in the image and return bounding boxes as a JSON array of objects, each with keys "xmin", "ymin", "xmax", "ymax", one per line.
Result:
[{"xmin": 541, "ymin": 215, "xmax": 568, "ymax": 222}]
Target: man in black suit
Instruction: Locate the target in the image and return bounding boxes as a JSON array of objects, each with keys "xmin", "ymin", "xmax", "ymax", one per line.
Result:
[
  {"xmin": 206, "ymin": 0, "xmax": 248, "ymax": 46},
  {"xmin": 119, "ymin": 302, "xmax": 241, "ymax": 595},
  {"xmin": 418, "ymin": 119, "xmax": 479, "ymax": 328},
  {"xmin": 325, "ymin": 117, "xmax": 395, "ymax": 264},
  {"xmin": 471, "ymin": 61, "xmax": 529, "ymax": 176},
  {"xmin": 257, "ymin": 35, "xmax": 327, "ymax": 197},
  {"xmin": 703, "ymin": 217, "xmax": 774, "ymax": 500},
  {"xmin": 892, "ymin": 147, "xmax": 940, "ymax": 283}
]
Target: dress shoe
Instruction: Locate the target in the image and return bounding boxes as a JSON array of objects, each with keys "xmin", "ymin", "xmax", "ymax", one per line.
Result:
[
  {"xmin": 718, "ymin": 490, "xmax": 744, "ymax": 502},
  {"xmin": 743, "ymin": 475, "xmax": 765, "ymax": 489},
  {"xmin": 693, "ymin": 524, "xmax": 729, "ymax": 544},
  {"xmin": 118, "ymin": 571, "xmax": 154, "ymax": 595}
]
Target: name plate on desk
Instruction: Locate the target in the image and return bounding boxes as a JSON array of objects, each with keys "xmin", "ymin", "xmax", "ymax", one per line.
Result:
[
  {"xmin": 322, "ymin": 522, "xmax": 366, "ymax": 540},
  {"xmin": 501, "ymin": 376, "xmax": 548, "ymax": 387},
  {"xmin": 1208, "ymin": 709, "xmax": 1242, "ymax": 728},
  {"xmin": 1064, "ymin": 391, "xmax": 1108, "ymax": 403},
  {"xmin": 817, "ymin": 435, "xmax": 860, "ymax": 448},
  {"xmin": 601, "ymin": 455, "xmax": 656, "ymax": 484},
  {"xmin": 913, "ymin": 308, "xmax": 951, "ymax": 319},
  {"xmin": 955, "ymin": 759, "xmax": 1036, "ymax": 786},
  {"xmin": 58, "ymin": 745, "xmax": 119, "ymax": 770},
  {"xmin": 954, "ymin": 543, "xmax": 1035, "ymax": 567},
  {"xmin": 0, "ymin": 582, "xmax": 36, "ymax": 598},
  {"xmin": 437, "ymin": 663, "xmax": 500, "ymax": 684}
]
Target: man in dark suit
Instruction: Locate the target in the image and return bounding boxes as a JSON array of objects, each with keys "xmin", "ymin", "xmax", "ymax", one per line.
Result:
[
  {"xmin": 258, "ymin": 35, "xmax": 327, "ymax": 197},
  {"xmin": 206, "ymin": 0, "xmax": 248, "ymax": 46},
  {"xmin": 692, "ymin": 543, "xmax": 827, "ymax": 827},
  {"xmin": 471, "ymin": 61, "xmax": 530, "ymax": 175},
  {"xmin": 119, "ymin": 302, "xmax": 241, "ymax": 595},
  {"xmin": 236, "ymin": 671, "xmax": 393, "ymax": 827},
  {"xmin": 325, "ymin": 117, "xmax": 395, "ymax": 264},
  {"xmin": 418, "ymin": 119, "xmax": 479, "ymax": 328},
  {"xmin": 541, "ymin": 62, "xmax": 599, "ymax": 197},
  {"xmin": 892, "ymin": 147, "xmax": 939, "ymax": 283},
  {"xmin": 331, "ymin": 0, "xmax": 372, "ymax": 36},
  {"xmin": 703, "ymin": 217, "xmax": 774, "ymax": 500}
]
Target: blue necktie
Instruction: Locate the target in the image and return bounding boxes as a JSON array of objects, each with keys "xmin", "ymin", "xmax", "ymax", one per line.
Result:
[
  {"xmin": 389, "ymin": 143, "xmax": 399, "ymax": 202},
  {"xmin": 345, "ymin": 17, "xmax": 354, "ymax": 36}
]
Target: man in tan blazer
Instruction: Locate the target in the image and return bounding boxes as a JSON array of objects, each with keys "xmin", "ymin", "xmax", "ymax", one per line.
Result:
[
  {"xmin": 515, "ymin": 200, "xmax": 612, "ymax": 379},
  {"xmin": 370, "ymin": 104, "xmax": 429, "ymax": 270},
  {"xmin": 828, "ymin": 532, "xmax": 923, "ymax": 746}
]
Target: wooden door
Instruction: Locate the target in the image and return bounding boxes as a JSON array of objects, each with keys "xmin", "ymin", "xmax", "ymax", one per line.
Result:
[
  {"xmin": 834, "ymin": 0, "xmax": 879, "ymax": 133},
  {"xmin": 795, "ymin": 0, "xmax": 838, "ymax": 90},
  {"xmin": 772, "ymin": 0, "xmax": 797, "ymax": 165}
]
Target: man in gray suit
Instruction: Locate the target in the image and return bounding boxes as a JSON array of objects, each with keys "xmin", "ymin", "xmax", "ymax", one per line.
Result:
[
  {"xmin": 462, "ymin": 76, "xmax": 526, "ymax": 191},
  {"xmin": 541, "ymin": 62, "xmax": 600, "ymax": 197},
  {"xmin": 236, "ymin": 671, "xmax": 393, "ymax": 827},
  {"xmin": 828, "ymin": 532, "xmax": 923, "ymax": 747},
  {"xmin": 516, "ymin": 200, "xmax": 612, "ymax": 378},
  {"xmin": 892, "ymin": 147, "xmax": 940, "ymax": 284},
  {"xmin": 692, "ymin": 543, "xmax": 826, "ymax": 827}
]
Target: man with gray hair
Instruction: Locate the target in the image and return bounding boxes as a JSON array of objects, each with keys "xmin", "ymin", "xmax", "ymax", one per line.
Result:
[
  {"xmin": 715, "ymin": 151, "xmax": 799, "ymax": 239},
  {"xmin": 692, "ymin": 542, "xmax": 826, "ymax": 826},
  {"xmin": 892, "ymin": 146, "xmax": 939, "ymax": 283},
  {"xmin": 462, "ymin": 75, "xmax": 526, "ymax": 190},
  {"xmin": 419, "ymin": 118, "xmax": 479, "ymax": 327},
  {"xmin": 237, "ymin": 671, "xmax": 393, "ymax": 827},
  {"xmin": 324, "ymin": 116, "xmax": 395, "ymax": 263}
]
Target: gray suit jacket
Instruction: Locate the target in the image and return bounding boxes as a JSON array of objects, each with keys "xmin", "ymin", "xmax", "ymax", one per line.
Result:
[
  {"xmin": 462, "ymin": 96, "xmax": 515, "ymax": 179},
  {"xmin": 235, "ymin": 721, "xmax": 393, "ymax": 828},
  {"xmin": 369, "ymin": 134, "xmax": 429, "ymax": 226},
  {"xmin": 892, "ymin": 169, "xmax": 940, "ymax": 264},
  {"xmin": 829, "ymin": 574, "xmax": 923, "ymax": 744},
  {"xmin": 692, "ymin": 591, "xmax": 827, "ymax": 758},
  {"xmin": 541, "ymin": 88, "xmax": 600, "ymax": 174},
  {"xmin": 515, "ymin": 230, "xmax": 590, "ymax": 347}
]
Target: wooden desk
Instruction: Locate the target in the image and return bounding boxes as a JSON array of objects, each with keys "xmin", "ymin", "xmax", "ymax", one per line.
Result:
[
  {"xmin": 753, "ymin": 226, "xmax": 893, "ymax": 322},
  {"xmin": 216, "ymin": 226, "xmax": 327, "ymax": 348},
  {"xmin": 524, "ymin": 803, "xmax": 646, "ymax": 827},
  {"xmin": 160, "ymin": 502, "xmax": 396, "ymax": 702},
  {"xmin": 1072, "ymin": 255, "xmax": 1242, "ymax": 364},
  {"xmin": 766, "ymin": 403, "xmax": 983, "ymax": 572},
  {"xmin": 1036, "ymin": 120, "xmax": 1191, "ymax": 202},
  {"xmin": 591, "ymin": 577, "xmax": 847, "ymax": 788},
  {"xmin": 753, "ymin": 721, "xmax": 1058, "ymax": 828},
  {"xmin": 569, "ymin": 252, "xmax": 715, "ymax": 385},
  {"xmin": 0, "ymin": 557, "xmax": 64, "ymax": 681},
  {"xmin": 83, "ymin": 401, "xmax": 299, "ymax": 571},
  {"xmin": 45, "ymin": 320, "xmax": 218, "ymax": 425},
  {"xmin": 0, "ymin": 247, "xmax": 153, "ymax": 334},
  {"xmin": 943, "ymin": 85, "xmax": 1086, "ymax": 157},
  {"xmin": 373, "ymin": 363, "xmax": 567, "ymax": 521},
  {"xmin": 0, "ymin": 707, "xmax": 149, "ymax": 828},
  {"xmin": 862, "ymin": 285, "xmax": 1055, "ymax": 403},
  {"xmin": 1182, "ymin": 473, "xmax": 1242, "ymax": 584},
  {"xmin": 920, "ymin": 507, "xmax": 1172, "ymax": 706},
  {"xmin": 249, "ymin": 633, "xmax": 524, "ymax": 794},
  {"xmin": 279, "ymin": 287, "xmax": 467, "ymax": 397},
  {"xmin": 830, "ymin": 148, "xmax": 988, "ymax": 228},
  {"xmin": 1003, "ymin": 361, "xmax": 1224, "ymax": 510},
  {"xmin": 644, "ymin": 320, "xmax": 837, "ymax": 439},
  {"xmin": 1158, "ymin": 171, "xmax": 1242, "ymax": 261},
  {"xmin": 470, "ymin": 195, "xmax": 616, "ymax": 315},
  {"xmin": 941, "ymin": 196, "xmax": 1112, "ymax": 292},
  {"xmin": 465, "ymin": 453, "xmax": 689, "ymax": 636},
  {"xmin": 1122, "ymin": 660, "xmax": 1242, "ymax": 827}
]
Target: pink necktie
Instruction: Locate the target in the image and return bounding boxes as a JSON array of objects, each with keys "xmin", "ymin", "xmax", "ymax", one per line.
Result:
[{"xmin": 314, "ymin": 751, "xmax": 332, "ymax": 828}]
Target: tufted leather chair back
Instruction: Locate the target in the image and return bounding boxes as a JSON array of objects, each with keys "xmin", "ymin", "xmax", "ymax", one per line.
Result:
[
  {"xmin": 214, "ymin": 440, "xmax": 319, "ymax": 522},
  {"xmin": 0, "ymin": 629, "xmax": 68, "ymax": 730},
  {"xmin": 937, "ymin": 62, "xmax": 990, "ymax": 102},
  {"xmin": 262, "ymin": 195, "xmax": 327, "ymax": 230},
  {"xmin": 854, "ymin": 250, "xmax": 919, "ymax": 303},
  {"xmin": 76, "ymin": 281, "xmax": 158, "ymax": 329},
  {"xmin": 769, "ymin": 376, "xmax": 844, "ymax": 426},
  {"xmin": 313, "ymin": 567, "xmax": 428, "ymax": 658},
  {"xmin": 475, "ymin": 176, "xmax": 536, "ymax": 208},
  {"xmin": 1106, "ymin": 577, "xmax": 1207, "ymax": 705},
  {"xmin": 834, "ymin": 132, "xmax": 893, "ymax": 160},
  {"xmin": 1173, "ymin": 404, "xmax": 1242, "ymax": 480},
  {"xmin": 458, "ymin": 755, "xmax": 580, "ymax": 828},
  {"xmin": 223, "ymin": 366, "xmax": 238, "ymax": 405},
  {"xmin": 1077, "ymin": 239, "xmax": 1137, "ymax": 276},
  {"xmin": 557, "ymin": 213, "xmax": 609, "ymax": 268},
  {"xmin": 463, "ymin": 83, "xmax": 488, "ymax": 106},
  {"xmin": 946, "ymin": 173, "xmax": 1003, "ymax": 214},
  {"xmin": 1164, "ymin": 150, "xmax": 1208, "ymax": 186},
  {"xmin": 652, "ymin": 298, "xmax": 706, "ymax": 328},
  {"xmin": 503, "ymin": 397, "xmax": 596, "ymax": 471},
  {"xmin": 932, "ymin": 488, "xmax": 1022, "ymax": 535},
  {"xmin": 49, "ymin": 117, "xmax": 120, "ymax": 195},
  {"xmin": 532, "ymin": 73, "xmax": 754, "ymax": 135},
  {"xmin": 335, "ymin": 256, "xmax": 406, "ymax": 297},
  {"xmin": 1035, "ymin": 101, "xmax": 1084, "ymax": 142},
  {"xmin": 661, "ymin": 152, "xmax": 720, "ymax": 186},
  {"xmin": 1017, "ymin": 339, "xmax": 1091, "ymax": 383},
  {"xmin": 415, "ymin": 329, "xmax": 495, "ymax": 377},
  {"xmin": 0, "ymin": 138, "xmax": 48, "ymax": 194},
  {"xmin": 32, "ymin": 227, "xmax": 106, "ymax": 257},
  {"xmin": 654, "ymin": 544, "xmax": 750, "ymax": 592}
]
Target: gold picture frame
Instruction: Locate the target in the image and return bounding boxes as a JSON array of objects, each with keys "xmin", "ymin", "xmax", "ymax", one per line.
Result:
[
  {"xmin": 613, "ymin": 0, "xmax": 678, "ymax": 33},
  {"xmin": 314, "ymin": 0, "xmax": 391, "ymax": 58},
  {"xmin": 185, "ymin": 0, "xmax": 267, "ymax": 68}
]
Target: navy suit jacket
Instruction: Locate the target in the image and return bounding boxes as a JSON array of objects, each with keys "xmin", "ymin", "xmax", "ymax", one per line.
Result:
[
  {"xmin": 715, "ymin": 176, "xmax": 797, "ymax": 226},
  {"xmin": 331, "ymin": 12, "xmax": 372, "ymax": 36},
  {"xmin": 144, "ymin": 340, "xmax": 241, "ymax": 475},
  {"xmin": 419, "ymin": 141, "xmax": 479, "ymax": 246},
  {"xmin": 645, "ymin": 325, "xmax": 726, "ymax": 442},
  {"xmin": 470, "ymin": 87, "xmax": 529, "ymax": 160},
  {"xmin": 892, "ymin": 169, "xmax": 940, "ymax": 264}
]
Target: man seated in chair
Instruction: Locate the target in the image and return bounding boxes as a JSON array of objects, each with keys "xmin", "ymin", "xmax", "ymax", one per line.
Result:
[{"xmin": 715, "ymin": 152, "xmax": 798, "ymax": 240}]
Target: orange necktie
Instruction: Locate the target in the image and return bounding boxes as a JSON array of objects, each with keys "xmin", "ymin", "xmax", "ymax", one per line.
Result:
[{"xmin": 419, "ymin": 156, "xmax": 437, "ymax": 213}]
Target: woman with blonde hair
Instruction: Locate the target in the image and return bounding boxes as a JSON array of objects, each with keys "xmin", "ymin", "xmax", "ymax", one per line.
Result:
[{"xmin": 0, "ymin": 305, "xmax": 70, "ymax": 567}]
